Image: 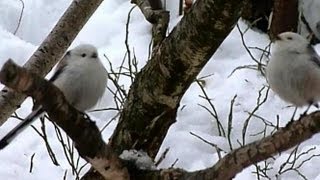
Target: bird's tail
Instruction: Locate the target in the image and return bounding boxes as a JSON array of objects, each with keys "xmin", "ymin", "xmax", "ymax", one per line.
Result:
[{"xmin": 0, "ymin": 107, "xmax": 44, "ymax": 150}]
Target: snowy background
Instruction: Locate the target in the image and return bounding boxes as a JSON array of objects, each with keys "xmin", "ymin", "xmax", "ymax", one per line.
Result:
[{"xmin": 1, "ymin": 0, "xmax": 320, "ymax": 179}]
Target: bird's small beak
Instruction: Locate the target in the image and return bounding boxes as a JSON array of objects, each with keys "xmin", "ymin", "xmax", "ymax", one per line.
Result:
[{"xmin": 91, "ymin": 52, "xmax": 98, "ymax": 58}]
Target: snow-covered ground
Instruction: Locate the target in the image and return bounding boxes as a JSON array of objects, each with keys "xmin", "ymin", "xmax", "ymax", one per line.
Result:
[{"xmin": 1, "ymin": 0, "xmax": 320, "ymax": 179}]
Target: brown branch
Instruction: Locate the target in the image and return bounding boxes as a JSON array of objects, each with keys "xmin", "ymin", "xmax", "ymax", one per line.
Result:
[
  {"xmin": 196, "ymin": 112, "xmax": 320, "ymax": 179},
  {"xmin": 128, "ymin": 111, "xmax": 320, "ymax": 180},
  {"xmin": 0, "ymin": 0, "xmax": 103, "ymax": 125},
  {"xmin": 0, "ymin": 60, "xmax": 129, "ymax": 180},
  {"xmin": 83, "ymin": 109, "xmax": 320, "ymax": 180}
]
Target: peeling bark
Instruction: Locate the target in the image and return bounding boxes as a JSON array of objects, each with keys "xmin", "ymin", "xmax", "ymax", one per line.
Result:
[
  {"xmin": 0, "ymin": 60, "xmax": 129, "ymax": 180},
  {"xmin": 0, "ymin": 0, "xmax": 102, "ymax": 125}
]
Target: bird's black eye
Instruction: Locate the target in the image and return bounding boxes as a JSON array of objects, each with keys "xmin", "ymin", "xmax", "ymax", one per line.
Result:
[
  {"xmin": 81, "ymin": 53, "xmax": 86, "ymax": 57},
  {"xmin": 91, "ymin": 52, "xmax": 98, "ymax": 58},
  {"xmin": 287, "ymin": 37, "xmax": 293, "ymax": 40}
]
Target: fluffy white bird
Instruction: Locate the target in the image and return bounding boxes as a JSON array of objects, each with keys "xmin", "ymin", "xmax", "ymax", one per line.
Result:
[
  {"xmin": 0, "ymin": 44, "xmax": 108, "ymax": 149},
  {"xmin": 266, "ymin": 32, "xmax": 320, "ymax": 109}
]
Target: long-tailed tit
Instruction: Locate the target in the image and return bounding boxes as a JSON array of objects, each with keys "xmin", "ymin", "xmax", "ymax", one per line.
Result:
[
  {"xmin": 0, "ymin": 44, "xmax": 108, "ymax": 149},
  {"xmin": 266, "ymin": 32, "xmax": 320, "ymax": 109}
]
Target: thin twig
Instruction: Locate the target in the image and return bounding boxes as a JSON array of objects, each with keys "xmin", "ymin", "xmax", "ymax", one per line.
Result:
[
  {"xmin": 29, "ymin": 153, "xmax": 35, "ymax": 173},
  {"xmin": 241, "ymin": 86, "xmax": 269, "ymax": 145},
  {"xmin": 196, "ymin": 79, "xmax": 225, "ymax": 137},
  {"xmin": 190, "ymin": 131, "xmax": 226, "ymax": 160},
  {"xmin": 14, "ymin": 0, "xmax": 24, "ymax": 35},
  {"xmin": 227, "ymin": 95, "xmax": 237, "ymax": 150},
  {"xmin": 125, "ymin": 5, "xmax": 136, "ymax": 83},
  {"xmin": 155, "ymin": 148, "xmax": 170, "ymax": 166}
]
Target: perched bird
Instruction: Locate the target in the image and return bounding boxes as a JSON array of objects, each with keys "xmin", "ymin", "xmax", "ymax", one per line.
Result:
[
  {"xmin": 266, "ymin": 32, "xmax": 320, "ymax": 110},
  {"xmin": 0, "ymin": 44, "xmax": 108, "ymax": 149}
]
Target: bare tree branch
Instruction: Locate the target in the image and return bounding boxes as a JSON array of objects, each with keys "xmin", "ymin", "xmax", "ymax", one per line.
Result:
[
  {"xmin": 0, "ymin": 60, "xmax": 129, "ymax": 180},
  {"xmin": 195, "ymin": 112, "xmax": 320, "ymax": 179},
  {"xmin": 133, "ymin": 111, "xmax": 320, "ymax": 180},
  {"xmin": 0, "ymin": 0, "xmax": 103, "ymax": 125},
  {"xmin": 132, "ymin": 0, "xmax": 169, "ymax": 48},
  {"xmin": 111, "ymin": 0, "xmax": 245, "ymax": 158},
  {"xmin": 83, "ymin": 0, "xmax": 246, "ymax": 178},
  {"xmin": 132, "ymin": 0, "xmax": 165, "ymax": 24}
]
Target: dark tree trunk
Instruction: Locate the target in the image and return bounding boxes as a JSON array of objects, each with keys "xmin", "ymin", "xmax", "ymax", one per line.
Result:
[
  {"xmin": 148, "ymin": 0, "xmax": 162, "ymax": 10},
  {"xmin": 241, "ymin": 0, "xmax": 273, "ymax": 33},
  {"xmin": 269, "ymin": 0, "xmax": 298, "ymax": 39}
]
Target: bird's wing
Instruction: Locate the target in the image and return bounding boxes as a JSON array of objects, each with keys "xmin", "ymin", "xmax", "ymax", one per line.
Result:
[
  {"xmin": 49, "ymin": 51, "xmax": 70, "ymax": 82},
  {"xmin": 32, "ymin": 50, "xmax": 70, "ymax": 110}
]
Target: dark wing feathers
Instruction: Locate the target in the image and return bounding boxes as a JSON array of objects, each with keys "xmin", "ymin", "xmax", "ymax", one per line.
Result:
[
  {"xmin": 49, "ymin": 51, "xmax": 70, "ymax": 82},
  {"xmin": 33, "ymin": 51, "xmax": 70, "ymax": 110}
]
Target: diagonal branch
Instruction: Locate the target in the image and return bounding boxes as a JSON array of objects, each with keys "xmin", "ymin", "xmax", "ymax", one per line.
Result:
[
  {"xmin": 111, "ymin": 0, "xmax": 246, "ymax": 157},
  {"xmin": 0, "ymin": 0, "xmax": 103, "ymax": 125},
  {"xmin": 185, "ymin": 112, "xmax": 320, "ymax": 179},
  {"xmin": 83, "ymin": 0, "xmax": 246, "ymax": 178},
  {"xmin": 84, "ymin": 0, "xmax": 246, "ymax": 179},
  {"xmin": 0, "ymin": 60, "xmax": 129, "ymax": 180}
]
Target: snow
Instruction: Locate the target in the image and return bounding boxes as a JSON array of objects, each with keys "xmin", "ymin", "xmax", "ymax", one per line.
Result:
[
  {"xmin": 0, "ymin": 0, "xmax": 320, "ymax": 179},
  {"xmin": 120, "ymin": 150, "xmax": 156, "ymax": 170},
  {"xmin": 299, "ymin": 0, "xmax": 320, "ymax": 40}
]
